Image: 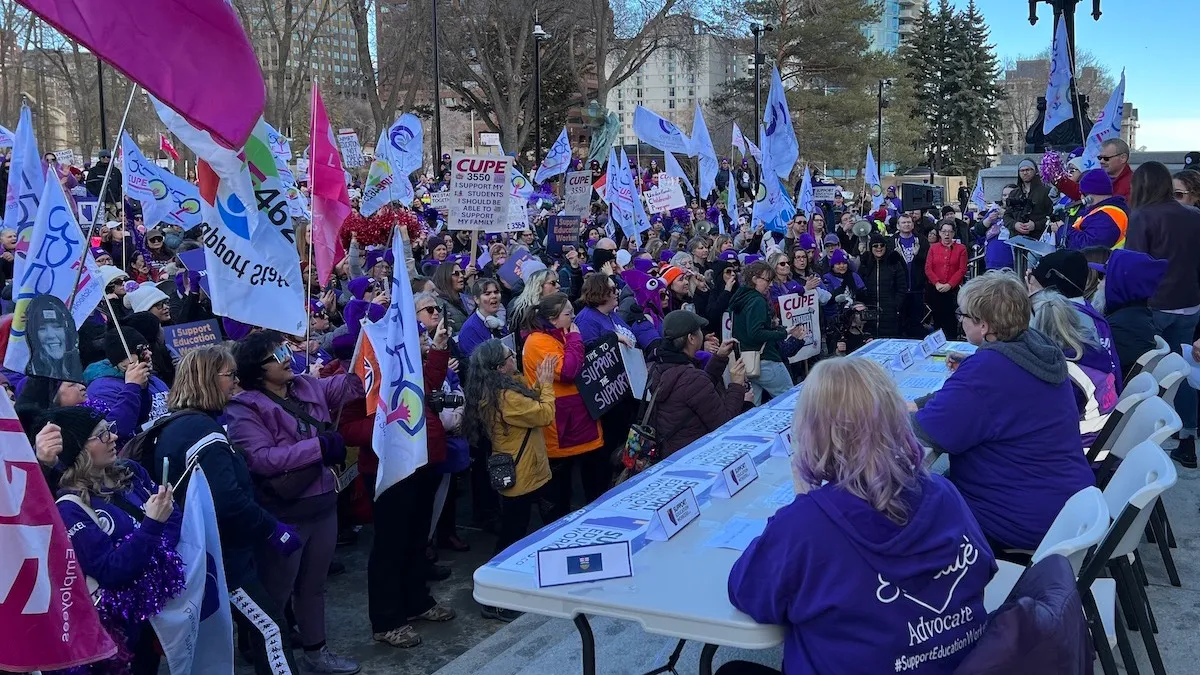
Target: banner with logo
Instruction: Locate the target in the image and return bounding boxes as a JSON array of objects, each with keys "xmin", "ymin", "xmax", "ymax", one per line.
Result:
[
  {"xmin": 120, "ymin": 131, "xmax": 205, "ymax": 230},
  {"xmin": 4, "ymin": 106, "xmax": 45, "ymax": 284},
  {"xmin": 265, "ymin": 123, "xmax": 310, "ymax": 220},
  {"xmin": 3, "ymin": 174, "xmax": 104, "ymax": 374},
  {"xmin": 632, "ymin": 105, "xmax": 692, "ymax": 156},
  {"xmin": 0, "ymin": 394, "xmax": 117, "ymax": 671},
  {"xmin": 155, "ymin": 98, "xmax": 306, "ymax": 336}
]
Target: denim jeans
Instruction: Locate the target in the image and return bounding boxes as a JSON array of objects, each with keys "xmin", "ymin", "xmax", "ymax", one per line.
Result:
[
  {"xmin": 749, "ymin": 359, "xmax": 795, "ymax": 405},
  {"xmin": 1152, "ymin": 310, "xmax": 1199, "ymax": 434}
]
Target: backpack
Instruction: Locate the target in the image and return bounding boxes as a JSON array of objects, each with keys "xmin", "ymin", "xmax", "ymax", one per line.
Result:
[{"xmin": 119, "ymin": 409, "xmax": 205, "ymax": 476}]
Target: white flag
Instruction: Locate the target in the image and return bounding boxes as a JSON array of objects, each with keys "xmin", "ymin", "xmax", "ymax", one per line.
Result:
[
  {"xmin": 4, "ymin": 106, "xmax": 45, "ymax": 285},
  {"xmin": 360, "ymin": 129, "xmax": 413, "ymax": 217},
  {"xmin": 534, "ymin": 127, "xmax": 572, "ymax": 183},
  {"xmin": 365, "ymin": 227, "xmax": 429, "ymax": 496},
  {"xmin": 797, "ymin": 164, "xmax": 815, "ymax": 219},
  {"xmin": 763, "ymin": 67, "xmax": 798, "ymax": 180},
  {"xmin": 864, "ymin": 146, "xmax": 883, "ymax": 211},
  {"xmin": 971, "ymin": 174, "xmax": 987, "ymax": 210},
  {"xmin": 154, "ymin": 98, "xmax": 307, "ymax": 336},
  {"xmin": 151, "ymin": 437, "xmax": 235, "ymax": 675},
  {"xmin": 4, "ymin": 171, "xmax": 104, "ymax": 374},
  {"xmin": 615, "ymin": 149, "xmax": 641, "ymax": 244},
  {"xmin": 0, "ymin": 124, "xmax": 13, "ymax": 148},
  {"xmin": 731, "ymin": 122, "xmax": 747, "ymax": 158},
  {"xmin": 1043, "ymin": 15, "xmax": 1074, "ymax": 135},
  {"xmin": 690, "ymin": 102, "xmax": 719, "ymax": 198},
  {"xmin": 632, "ymin": 106, "xmax": 692, "ymax": 156},
  {"xmin": 1080, "ymin": 70, "xmax": 1126, "ymax": 172},
  {"xmin": 752, "ymin": 125, "xmax": 796, "ymax": 235},
  {"xmin": 663, "ymin": 152, "xmax": 694, "ymax": 196},
  {"xmin": 265, "ymin": 123, "xmax": 311, "ymax": 220}
]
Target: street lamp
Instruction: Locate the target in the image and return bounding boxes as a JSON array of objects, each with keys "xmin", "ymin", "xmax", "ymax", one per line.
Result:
[
  {"xmin": 532, "ymin": 21, "xmax": 551, "ymax": 167},
  {"xmin": 432, "ymin": 0, "xmax": 443, "ymax": 165},
  {"xmin": 749, "ymin": 23, "xmax": 772, "ymax": 130},
  {"xmin": 877, "ymin": 79, "xmax": 892, "ymax": 176}
]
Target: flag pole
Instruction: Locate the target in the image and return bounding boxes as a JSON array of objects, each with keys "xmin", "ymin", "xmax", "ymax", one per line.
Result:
[
  {"xmin": 69, "ymin": 82, "xmax": 138, "ymax": 307},
  {"xmin": 305, "ymin": 226, "xmax": 314, "ymax": 372}
]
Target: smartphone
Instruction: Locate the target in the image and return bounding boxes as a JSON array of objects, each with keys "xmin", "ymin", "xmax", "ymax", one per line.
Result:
[{"xmin": 732, "ymin": 342, "xmax": 742, "ymax": 360}]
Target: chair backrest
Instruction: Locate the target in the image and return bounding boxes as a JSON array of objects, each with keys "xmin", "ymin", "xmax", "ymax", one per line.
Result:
[
  {"xmin": 1101, "ymin": 440, "xmax": 1178, "ymax": 559},
  {"xmin": 1151, "ymin": 352, "xmax": 1189, "ymax": 410},
  {"xmin": 1086, "ymin": 373, "xmax": 1158, "ymax": 461},
  {"xmin": 1108, "ymin": 395, "xmax": 1182, "ymax": 461},
  {"xmin": 1127, "ymin": 339, "xmax": 1169, "ymax": 381},
  {"xmin": 1032, "ymin": 486, "xmax": 1109, "ymax": 577}
]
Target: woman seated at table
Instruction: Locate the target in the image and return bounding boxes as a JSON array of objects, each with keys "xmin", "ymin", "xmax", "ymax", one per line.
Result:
[
  {"xmin": 724, "ymin": 358, "xmax": 995, "ymax": 675},
  {"xmin": 1031, "ymin": 290, "xmax": 1118, "ymax": 448},
  {"xmin": 913, "ymin": 270, "xmax": 1095, "ymax": 551}
]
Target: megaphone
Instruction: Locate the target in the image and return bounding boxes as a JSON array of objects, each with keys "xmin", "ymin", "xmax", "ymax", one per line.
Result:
[{"xmin": 852, "ymin": 219, "xmax": 873, "ymax": 237}]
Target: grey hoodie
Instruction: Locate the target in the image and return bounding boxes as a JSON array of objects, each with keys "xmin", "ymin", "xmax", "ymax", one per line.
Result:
[{"xmin": 977, "ymin": 328, "xmax": 1067, "ymax": 385}]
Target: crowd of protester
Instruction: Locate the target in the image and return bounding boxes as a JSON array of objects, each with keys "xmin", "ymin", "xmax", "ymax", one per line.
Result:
[{"xmin": 2, "ymin": 144, "xmax": 1197, "ymax": 675}]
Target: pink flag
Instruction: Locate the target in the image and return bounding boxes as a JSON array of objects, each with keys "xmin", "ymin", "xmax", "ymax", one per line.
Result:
[
  {"xmin": 309, "ymin": 82, "xmax": 350, "ymax": 286},
  {"xmin": 0, "ymin": 394, "xmax": 117, "ymax": 671},
  {"xmin": 18, "ymin": 0, "xmax": 264, "ymax": 148}
]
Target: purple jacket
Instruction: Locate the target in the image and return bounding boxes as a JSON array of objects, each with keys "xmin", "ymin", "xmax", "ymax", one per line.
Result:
[
  {"xmin": 914, "ymin": 330, "xmax": 1095, "ymax": 549},
  {"xmin": 575, "ymin": 306, "xmax": 637, "ymax": 347},
  {"xmin": 458, "ymin": 310, "xmax": 509, "ymax": 358},
  {"xmin": 1072, "ymin": 299, "xmax": 1123, "ymax": 392},
  {"xmin": 226, "ymin": 374, "xmax": 365, "ymax": 502},
  {"xmin": 729, "ymin": 473, "xmax": 995, "ymax": 674},
  {"xmin": 84, "ymin": 360, "xmax": 170, "ymax": 446},
  {"xmin": 1057, "ymin": 195, "xmax": 1127, "ymax": 250}
]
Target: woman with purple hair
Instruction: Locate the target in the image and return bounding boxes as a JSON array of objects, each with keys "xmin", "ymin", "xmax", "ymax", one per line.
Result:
[{"xmin": 724, "ymin": 358, "xmax": 995, "ymax": 675}]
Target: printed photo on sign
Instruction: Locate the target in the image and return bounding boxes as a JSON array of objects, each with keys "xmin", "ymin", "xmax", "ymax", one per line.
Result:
[{"xmin": 24, "ymin": 295, "xmax": 83, "ymax": 383}]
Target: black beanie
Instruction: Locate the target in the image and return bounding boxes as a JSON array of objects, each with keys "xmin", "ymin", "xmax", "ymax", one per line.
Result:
[
  {"xmin": 592, "ymin": 248, "xmax": 617, "ymax": 269},
  {"xmin": 45, "ymin": 406, "xmax": 107, "ymax": 470},
  {"xmin": 122, "ymin": 311, "xmax": 162, "ymax": 345},
  {"xmin": 104, "ymin": 327, "xmax": 147, "ymax": 366},
  {"xmin": 1032, "ymin": 249, "xmax": 1088, "ymax": 298}
]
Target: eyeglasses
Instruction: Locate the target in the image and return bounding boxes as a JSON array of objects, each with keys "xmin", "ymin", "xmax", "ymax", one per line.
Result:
[
  {"xmin": 1174, "ymin": 190, "xmax": 1191, "ymax": 199},
  {"xmin": 262, "ymin": 344, "xmax": 291, "ymax": 365},
  {"xmin": 503, "ymin": 349, "xmax": 515, "ymax": 361},
  {"xmin": 1097, "ymin": 153, "xmax": 1126, "ymax": 162},
  {"xmin": 88, "ymin": 425, "xmax": 114, "ymax": 444},
  {"xmin": 954, "ymin": 308, "xmax": 978, "ymax": 323},
  {"xmin": 451, "ymin": 270, "xmax": 463, "ymax": 277},
  {"xmin": 218, "ymin": 370, "xmax": 239, "ymax": 382}
]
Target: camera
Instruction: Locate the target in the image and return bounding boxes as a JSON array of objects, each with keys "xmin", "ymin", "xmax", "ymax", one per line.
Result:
[
  {"xmin": 1003, "ymin": 192, "xmax": 1033, "ymax": 227},
  {"xmin": 428, "ymin": 390, "xmax": 465, "ymax": 413}
]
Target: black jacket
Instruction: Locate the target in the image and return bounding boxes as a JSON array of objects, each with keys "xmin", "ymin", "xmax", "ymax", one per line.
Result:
[
  {"xmin": 1125, "ymin": 201, "xmax": 1200, "ymax": 311},
  {"xmin": 85, "ymin": 160, "xmax": 122, "ymax": 204},
  {"xmin": 859, "ymin": 250, "xmax": 907, "ymax": 338},
  {"xmin": 1006, "ymin": 179, "xmax": 1053, "ymax": 238}
]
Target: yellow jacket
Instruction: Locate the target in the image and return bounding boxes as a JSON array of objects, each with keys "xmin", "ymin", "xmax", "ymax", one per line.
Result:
[{"xmin": 486, "ymin": 380, "xmax": 556, "ymax": 497}]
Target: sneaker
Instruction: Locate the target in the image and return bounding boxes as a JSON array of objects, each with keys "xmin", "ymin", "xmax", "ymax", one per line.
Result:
[
  {"xmin": 408, "ymin": 604, "xmax": 456, "ymax": 622},
  {"xmin": 480, "ymin": 605, "xmax": 522, "ymax": 622},
  {"xmin": 298, "ymin": 646, "xmax": 360, "ymax": 674},
  {"xmin": 426, "ymin": 563, "xmax": 452, "ymax": 582},
  {"xmin": 372, "ymin": 625, "xmax": 421, "ymax": 648},
  {"xmin": 1170, "ymin": 438, "xmax": 1197, "ymax": 469}
]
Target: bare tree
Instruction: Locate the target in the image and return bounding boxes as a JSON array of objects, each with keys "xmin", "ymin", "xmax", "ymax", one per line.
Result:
[
  {"xmin": 998, "ymin": 49, "xmax": 1117, "ymax": 153},
  {"xmin": 346, "ymin": 0, "xmax": 430, "ymax": 141},
  {"xmin": 0, "ymin": 0, "xmax": 34, "ymax": 124}
]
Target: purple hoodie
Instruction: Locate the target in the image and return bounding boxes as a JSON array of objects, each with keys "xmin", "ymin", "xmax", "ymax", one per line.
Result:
[
  {"xmin": 226, "ymin": 374, "xmax": 365, "ymax": 509},
  {"xmin": 729, "ymin": 474, "xmax": 995, "ymax": 674}
]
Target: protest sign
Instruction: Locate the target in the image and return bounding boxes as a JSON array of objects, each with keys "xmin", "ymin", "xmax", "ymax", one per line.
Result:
[
  {"xmin": 497, "ymin": 249, "xmax": 533, "ymax": 288},
  {"xmin": 563, "ymin": 171, "xmax": 593, "ymax": 216},
  {"xmin": 812, "ymin": 184, "xmax": 839, "ymax": 202},
  {"xmin": 619, "ymin": 342, "xmax": 648, "ymax": 400},
  {"xmin": 647, "ymin": 181, "xmax": 686, "ymax": 213},
  {"xmin": 778, "ymin": 289, "xmax": 821, "ymax": 362},
  {"xmin": 337, "ymin": 129, "xmax": 363, "ymax": 168},
  {"xmin": 576, "ymin": 333, "xmax": 630, "ymax": 419},
  {"xmin": 163, "ymin": 320, "xmax": 222, "ymax": 358},
  {"xmin": 546, "ymin": 215, "xmax": 581, "ymax": 255},
  {"xmin": 53, "ymin": 149, "xmax": 73, "ymax": 166},
  {"xmin": 177, "ymin": 246, "xmax": 213, "ymax": 297},
  {"xmin": 449, "ymin": 153, "xmax": 510, "ymax": 232}
]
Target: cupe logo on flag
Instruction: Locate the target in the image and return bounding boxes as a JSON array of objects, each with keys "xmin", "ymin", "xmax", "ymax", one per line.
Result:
[
  {"xmin": 383, "ymin": 378, "xmax": 424, "ymax": 434},
  {"xmin": 389, "ymin": 123, "xmax": 417, "ymax": 152}
]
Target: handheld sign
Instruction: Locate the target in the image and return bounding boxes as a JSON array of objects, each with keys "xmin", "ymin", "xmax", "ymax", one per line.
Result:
[
  {"xmin": 778, "ymin": 289, "xmax": 821, "ymax": 362},
  {"xmin": 497, "ymin": 249, "xmax": 533, "ymax": 289},
  {"xmin": 711, "ymin": 453, "xmax": 758, "ymax": 498},
  {"xmin": 177, "ymin": 248, "xmax": 212, "ymax": 297},
  {"xmin": 536, "ymin": 541, "xmax": 633, "ymax": 588},
  {"xmin": 449, "ymin": 153, "xmax": 511, "ymax": 232},
  {"xmin": 546, "ymin": 215, "xmax": 581, "ymax": 255},
  {"xmin": 563, "ymin": 171, "xmax": 593, "ymax": 216},
  {"xmin": 163, "ymin": 320, "xmax": 222, "ymax": 358},
  {"xmin": 575, "ymin": 334, "xmax": 631, "ymax": 419},
  {"xmin": 721, "ymin": 311, "xmax": 733, "ymax": 343},
  {"xmin": 644, "ymin": 487, "xmax": 700, "ymax": 542},
  {"xmin": 619, "ymin": 342, "xmax": 649, "ymax": 401}
]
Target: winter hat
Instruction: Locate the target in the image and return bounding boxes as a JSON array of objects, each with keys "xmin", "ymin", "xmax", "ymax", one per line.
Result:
[
  {"xmin": 384, "ymin": 248, "xmax": 396, "ymax": 266},
  {"xmin": 658, "ymin": 249, "xmax": 676, "ymax": 263},
  {"xmin": 1078, "ymin": 169, "xmax": 1113, "ymax": 196},
  {"xmin": 830, "ymin": 249, "xmax": 850, "ymax": 266},
  {"xmin": 519, "ymin": 259, "xmax": 548, "ymax": 280},
  {"xmin": 122, "ymin": 312, "xmax": 162, "ymax": 346},
  {"xmin": 660, "ymin": 265, "xmax": 686, "ymax": 288},
  {"xmin": 740, "ymin": 254, "xmax": 763, "ymax": 265},
  {"xmin": 822, "ymin": 233, "xmax": 840, "ymax": 247},
  {"xmin": 868, "ymin": 232, "xmax": 889, "ymax": 248},
  {"xmin": 308, "ymin": 299, "xmax": 327, "ymax": 315},
  {"xmin": 364, "ymin": 248, "xmax": 386, "ymax": 271},
  {"xmin": 104, "ymin": 327, "xmax": 147, "ymax": 366},
  {"xmin": 1032, "ymin": 249, "xmax": 1088, "ymax": 298},
  {"xmin": 123, "ymin": 282, "xmax": 169, "ymax": 313},
  {"xmin": 615, "ymin": 250, "xmax": 632, "ymax": 268},
  {"xmin": 427, "ymin": 235, "xmax": 449, "ymax": 254},
  {"xmin": 797, "ymin": 233, "xmax": 816, "ymax": 251},
  {"xmin": 99, "ymin": 265, "xmax": 128, "ymax": 288},
  {"xmin": 592, "ymin": 248, "xmax": 617, "ymax": 270},
  {"xmin": 1066, "ymin": 156, "xmax": 1087, "ymax": 173},
  {"xmin": 717, "ymin": 249, "xmax": 739, "ymax": 262},
  {"xmin": 632, "ymin": 257, "xmax": 656, "ymax": 273},
  {"xmin": 347, "ymin": 276, "xmax": 375, "ymax": 300},
  {"xmin": 91, "ymin": 246, "xmax": 109, "ymax": 260},
  {"xmin": 44, "ymin": 406, "xmax": 107, "ymax": 470},
  {"xmin": 1017, "ymin": 158, "xmax": 1037, "ymax": 172}
]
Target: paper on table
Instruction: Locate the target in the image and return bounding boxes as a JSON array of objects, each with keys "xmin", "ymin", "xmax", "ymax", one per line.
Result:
[
  {"xmin": 702, "ymin": 517, "xmax": 767, "ymax": 552},
  {"xmin": 755, "ymin": 483, "xmax": 795, "ymax": 511},
  {"xmin": 1182, "ymin": 343, "xmax": 1200, "ymax": 390}
]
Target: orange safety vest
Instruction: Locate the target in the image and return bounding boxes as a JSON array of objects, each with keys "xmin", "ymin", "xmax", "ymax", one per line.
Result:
[{"xmin": 1072, "ymin": 204, "xmax": 1128, "ymax": 249}]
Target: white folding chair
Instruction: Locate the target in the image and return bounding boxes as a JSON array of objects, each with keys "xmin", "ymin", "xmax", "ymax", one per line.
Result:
[
  {"xmin": 1126, "ymin": 336, "xmax": 1171, "ymax": 382},
  {"xmin": 1086, "ymin": 372, "xmax": 1158, "ymax": 463},
  {"xmin": 1080, "ymin": 441, "xmax": 1179, "ymax": 675},
  {"xmin": 1150, "ymin": 352, "xmax": 1189, "ymax": 413}
]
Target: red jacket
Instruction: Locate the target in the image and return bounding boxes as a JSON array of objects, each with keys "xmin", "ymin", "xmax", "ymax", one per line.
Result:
[
  {"xmin": 423, "ymin": 347, "xmax": 449, "ymax": 464},
  {"xmin": 925, "ymin": 241, "xmax": 967, "ymax": 288},
  {"xmin": 1110, "ymin": 164, "xmax": 1132, "ymax": 201}
]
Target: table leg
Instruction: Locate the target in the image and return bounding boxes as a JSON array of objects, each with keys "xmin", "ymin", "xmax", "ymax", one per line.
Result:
[
  {"xmin": 574, "ymin": 614, "xmax": 596, "ymax": 675},
  {"xmin": 642, "ymin": 638, "xmax": 688, "ymax": 675},
  {"xmin": 699, "ymin": 643, "xmax": 719, "ymax": 675}
]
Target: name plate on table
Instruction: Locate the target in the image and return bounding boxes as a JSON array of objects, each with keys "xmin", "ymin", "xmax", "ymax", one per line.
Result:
[
  {"xmin": 536, "ymin": 541, "xmax": 633, "ymax": 588},
  {"xmin": 645, "ymin": 487, "xmax": 700, "ymax": 541},
  {"xmin": 911, "ymin": 340, "xmax": 932, "ymax": 360},
  {"xmin": 712, "ymin": 453, "xmax": 758, "ymax": 498},
  {"xmin": 892, "ymin": 347, "xmax": 915, "ymax": 371},
  {"xmin": 921, "ymin": 329, "xmax": 947, "ymax": 356},
  {"xmin": 772, "ymin": 427, "xmax": 794, "ymax": 457}
]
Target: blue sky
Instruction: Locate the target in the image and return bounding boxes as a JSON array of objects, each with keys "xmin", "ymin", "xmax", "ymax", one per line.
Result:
[{"xmin": 954, "ymin": 0, "xmax": 1197, "ymax": 151}]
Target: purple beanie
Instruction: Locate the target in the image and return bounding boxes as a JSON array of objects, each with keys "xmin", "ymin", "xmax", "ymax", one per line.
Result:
[
  {"xmin": 658, "ymin": 249, "xmax": 676, "ymax": 263},
  {"xmin": 632, "ymin": 257, "xmax": 656, "ymax": 273},
  {"xmin": 1078, "ymin": 169, "xmax": 1113, "ymax": 196},
  {"xmin": 222, "ymin": 317, "xmax": 255, "ymax": 341},
  {"xmin": 831, "ymin": 249, "xmax": 850, "ymax": 266},
  {"xmin": 717, "ymin": 249, "xmax": 739, "ymax": 262},
  {"xmin": 798, "ymin": 233, "xmax": 816, "ymax": 251},
  {"xmin": 347, "ymin": 276, "xmax": 374, "ymax": 300}
]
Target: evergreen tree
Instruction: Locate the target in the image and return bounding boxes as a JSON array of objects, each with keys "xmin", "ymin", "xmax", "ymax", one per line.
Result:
[{"xmin": 953, "ymin": 0, "xmax": 1005, "ymax": 176}]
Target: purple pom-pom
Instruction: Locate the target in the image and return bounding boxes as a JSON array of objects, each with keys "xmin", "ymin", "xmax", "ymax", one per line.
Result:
[
  {"xmin": 123, "ymin": 279, "xmax": 139, "ymax": 294},
  {"xmin": 1040, "ymin": 152, "xmax": 1068, "ymax": 185}
]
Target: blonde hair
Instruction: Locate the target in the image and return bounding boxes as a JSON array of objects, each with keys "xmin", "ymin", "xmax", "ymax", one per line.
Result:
[
  {"xmin": 708, "ymin": 235, "xmax": 732, "ymax": 263},
  {"xmin": 59, "ymin": 433, "xmax": 133, "ymax": 504},
  {"xmin": 169, "ymin": 345, "xmax": 237, "ymax": 412},
  {"xmin": 767, "ymin": 251, "xmax": 789, "ymax": 279},
  {"xmin": 792, "ymin": 358, "xmax": 925, "ymax": 525},
  {"xmin": 957, "ymin": 270, "xmax": 1031, "ymax": 342},
  {"xmin": 1031, "ymin": 290, "xmax": 1097, "ymax": 361}
]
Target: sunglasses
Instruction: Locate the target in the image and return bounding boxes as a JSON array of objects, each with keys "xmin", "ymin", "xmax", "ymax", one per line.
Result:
[
  {"xmin": 262, "ymin": 344, "xmax": 291, "ymax": 365},
  {"xmin": 1174, "ymin": 190, "xmax": 1191, "ymax": 199},
  {"xmin": 148, "ymin": 236, "xmax": 163, "ymax": 243},
  {"xmin": 1096, "ymin": 154, "xmax": 1125, "ymax": 161},
  {"xmin": 418, "ymin": 305, "xmax": 441, "ymax": 316}
]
